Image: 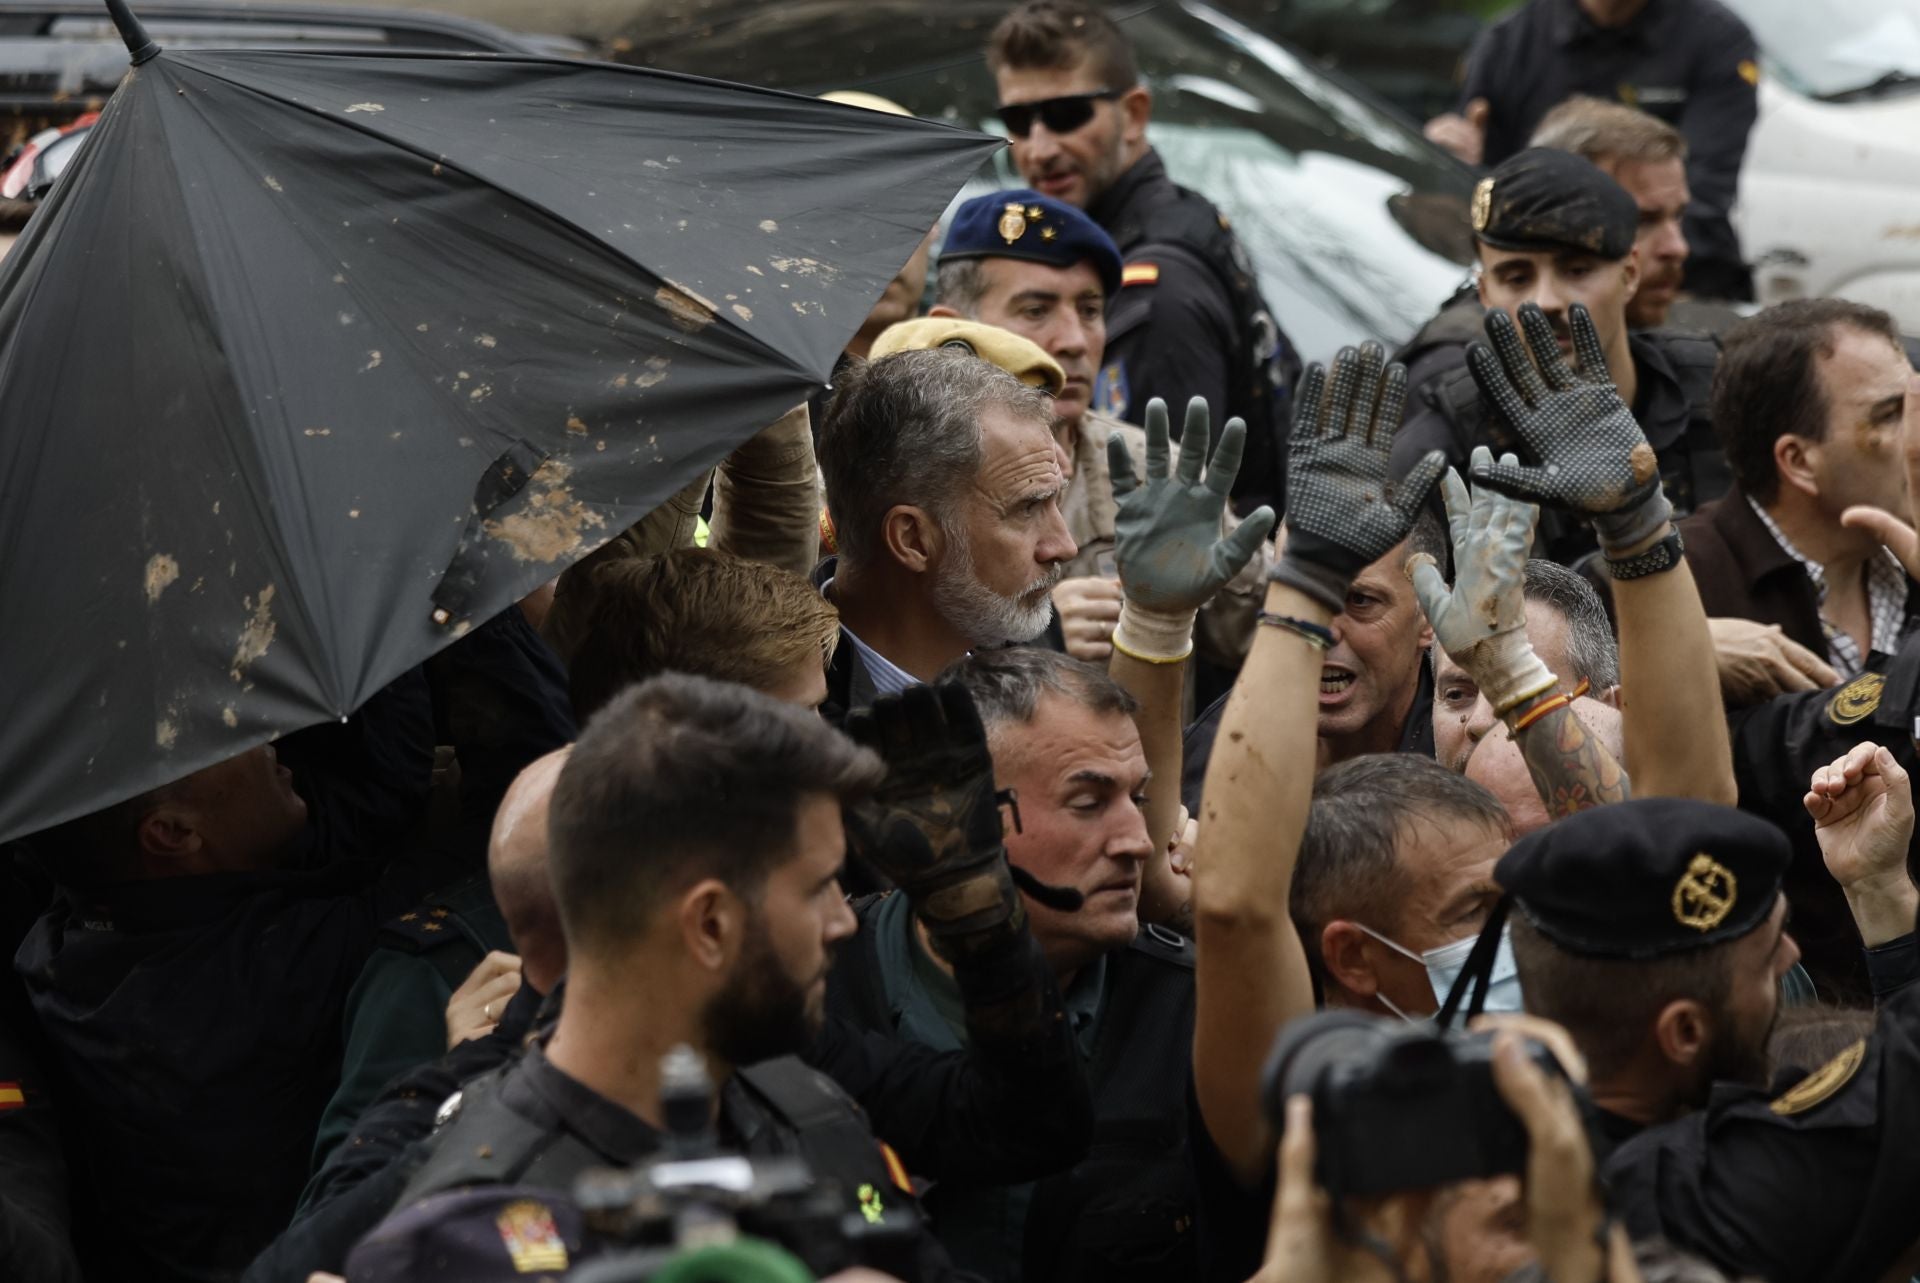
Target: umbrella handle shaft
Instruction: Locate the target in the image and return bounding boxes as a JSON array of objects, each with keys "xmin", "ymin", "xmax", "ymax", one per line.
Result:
[{"xmin": 105, "ymin": 0, "xmax": 161, "ymax": 64}]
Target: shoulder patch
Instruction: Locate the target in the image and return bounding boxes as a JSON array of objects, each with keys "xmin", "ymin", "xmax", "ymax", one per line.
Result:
[
  {"xmin": 495, "ymin": 1199, "xmax": 568, "ymax": 1273},
  {"xmin": 1827, "ymin": 672, "xmax": 1885, "ymax": 726},
  {"xmin": 1770, "ymin": 1039, "xmax": 1866, "ymax": 1116},
  {"xmin": 1121, "ymin": 263, "xmax": 1160, "ymax": 287},
  {"xmin": 378, "ymin": 903, "xmax": 458, "ymax": 951}
]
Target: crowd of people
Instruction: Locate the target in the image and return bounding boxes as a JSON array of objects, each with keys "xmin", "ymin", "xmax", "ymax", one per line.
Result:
[{"xmin": 3, "ymin": 0, "xmax": 1919, "ymax": 1281}]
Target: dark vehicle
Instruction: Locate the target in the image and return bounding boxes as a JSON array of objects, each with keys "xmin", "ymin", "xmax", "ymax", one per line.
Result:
[
  {"xmin": 323, "ymin": 0, "xmax": 1476, "ymax": 359},
  {"xmin": 0, "ymin": 0, "xmax": 581, "ymax": 144},
  {"xmin": 612, "ymin": 0, "xmax": 1476, "ymax": 360}
]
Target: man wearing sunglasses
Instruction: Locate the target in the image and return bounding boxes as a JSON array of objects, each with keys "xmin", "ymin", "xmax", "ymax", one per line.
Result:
[{"xmin": 987, "ymin": 0, "xmax": 1300, "ymax": 517}]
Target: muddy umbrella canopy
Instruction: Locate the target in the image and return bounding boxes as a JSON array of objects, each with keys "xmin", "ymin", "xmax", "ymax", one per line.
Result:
[{"xmin": 0, "ymin": 3, "xmax": 998, "ymax": 844}]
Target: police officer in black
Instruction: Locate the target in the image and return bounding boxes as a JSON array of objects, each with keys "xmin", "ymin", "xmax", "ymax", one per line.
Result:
[
  {"xmin": 1482, "ymin": 796, "xmax": 1920, "ymax": 1283},
  {"xmin": 1425, "ymin": 0, "xmax": 1760, "ymax": 301},
  {"xmin": 988, "ymin": 0, "xmax": 1299, "ymax": 513},
  {"xmin": 356, "ymin": 675, "xmax": 972, "ymax": 1282},
  {"xmin": 1389, "ymin": 148, "xmax": 1726, "ymax": 565},
  {"xmin": 835, "ymin": 653, "xmax": 1198, "ymax": 1283}
]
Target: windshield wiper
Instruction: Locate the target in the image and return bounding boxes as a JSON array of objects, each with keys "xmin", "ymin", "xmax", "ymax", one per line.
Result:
[{"xmin": 1821, "ymin": 69, "xmax": 1920, "ymax": 103}]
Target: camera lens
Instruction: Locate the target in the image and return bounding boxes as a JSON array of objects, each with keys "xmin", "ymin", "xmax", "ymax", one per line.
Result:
[{"xmin": 1259, "ymin": 1009, "xmax": 1397, "ymax": 1132}]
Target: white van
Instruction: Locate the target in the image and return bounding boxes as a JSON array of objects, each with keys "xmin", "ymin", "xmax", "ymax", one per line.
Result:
[{"xmin": 1729, "ymin": 0, "xmax": 1920, "ymax": 329}]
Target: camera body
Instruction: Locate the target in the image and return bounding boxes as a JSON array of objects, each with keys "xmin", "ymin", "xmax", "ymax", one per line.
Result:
[
  {"xmin": 569, "ymin": 1047, "xmax": 916, "ymax": 1283},
  {"xmin": 1262, "ymin": 1010, "xmax": 1570, "ymax": 1198}
]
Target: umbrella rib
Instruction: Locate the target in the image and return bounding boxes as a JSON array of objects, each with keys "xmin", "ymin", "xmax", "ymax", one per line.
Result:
[{"xmin": 169, "ymin": 53, "xmax": 856, "ymax": 383}]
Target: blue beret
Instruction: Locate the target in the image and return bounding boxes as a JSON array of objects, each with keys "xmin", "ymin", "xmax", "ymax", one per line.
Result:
[
  {"xmin": 1495, "ymin": 798, "xmax": 1790, "ymax": 960},
  {"xmin": 941, "ymin": 189, "xmax": 1123, "ymax": 297}
]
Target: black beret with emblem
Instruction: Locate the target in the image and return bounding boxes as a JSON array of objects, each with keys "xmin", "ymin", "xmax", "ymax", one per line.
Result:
[
  {"xmin": 940, "ymin": 188, "xmax": 1124, "ymax": 297},
  {"xmin": 1470, "ymin": 147, "xmax": 1638, "ymax": 261},
  {"xmin": 1495, "ymin": 798, "xmax": 1791, "ymax": 959}
]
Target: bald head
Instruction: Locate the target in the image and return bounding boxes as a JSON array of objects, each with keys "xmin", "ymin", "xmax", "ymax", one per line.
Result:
[
  {"xmin": 1464, "ymin": 698, "xmax": 1624, "ymax": 837},
  {"xmin": 489, "ymin": 748, "xmax": 569, "ymax": 994}
]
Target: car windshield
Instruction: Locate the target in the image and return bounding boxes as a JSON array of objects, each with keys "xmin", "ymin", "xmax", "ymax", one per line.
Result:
[
  {"xmin": 1725, "ymin": 0, "xmax": 1920, "ymax": 98},
  {"xmin": 628, "ymin": 0, "xmax": 1474, "ymax": 359}
]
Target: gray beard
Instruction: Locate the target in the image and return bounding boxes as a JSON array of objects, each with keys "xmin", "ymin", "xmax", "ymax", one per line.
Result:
[{"xmin": 930, "ymin": 526, "xmax": 1059, "ymax": 647}]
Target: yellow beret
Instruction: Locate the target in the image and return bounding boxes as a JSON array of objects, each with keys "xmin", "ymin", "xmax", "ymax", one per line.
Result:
[{"xmin": 868, "ymin": 317, "xmax": 1065, "ymax": 397}]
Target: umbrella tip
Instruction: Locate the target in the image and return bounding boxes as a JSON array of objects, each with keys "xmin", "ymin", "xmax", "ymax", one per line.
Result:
[{"xmin": 105, "ymin": 0, "xmax": 161, "ymax": 64}]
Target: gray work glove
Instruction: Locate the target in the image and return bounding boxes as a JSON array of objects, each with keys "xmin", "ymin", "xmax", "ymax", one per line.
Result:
[
  {"xmin": 1107, "ymin": 397, "xmax": 1276, "ymax": 660},
  {"xmin": 1407, "ymin": 451, "xmax": 1558, "ymax": 716},
  {"xmin": 1270, "ymin": 342, "xmax": 1447, "ymax": 611},
  {"xmin": 1465, "ymin": 303, "xmax": 1673, "ymax": 554}
]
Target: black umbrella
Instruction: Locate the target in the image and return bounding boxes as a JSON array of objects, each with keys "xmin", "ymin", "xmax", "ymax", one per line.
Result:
[{"xmin": 0, "ymin": 2, "xmax": 998, "ymax": 843}]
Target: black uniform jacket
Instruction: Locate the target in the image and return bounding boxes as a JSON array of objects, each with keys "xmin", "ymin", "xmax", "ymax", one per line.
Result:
[
  {"xmin": 1604, "ymin": 950, "xmax": 1920, "ymax": 1283},
  {"xmin": 1726, "ymin": 640, "xmax": 1920, "ymax": 1000}
]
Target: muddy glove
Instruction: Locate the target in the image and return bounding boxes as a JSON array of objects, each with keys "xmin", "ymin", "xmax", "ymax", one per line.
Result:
[
  {"xmin": 1270, "ymin": 342, "xmax": 1447, "ymax": 610},
  {"xmin": 1107, "ymin": 397, "xmax": 1276, "ymax": 662},
  {"xmin": 1465, "ymin": 303, "xmax": 1672, "ymax": 555},
  {"xmin": 1407, "ymin": 452, "xmax": 1557, "ymax": 716},
  {"xmin": 844, "ymin": 683, "xmax": 1078, "ymax": 962}
]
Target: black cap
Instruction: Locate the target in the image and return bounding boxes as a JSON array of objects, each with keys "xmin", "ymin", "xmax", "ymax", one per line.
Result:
[
  {"xmin": 1471, "ymin": 147, "xmax": 1638, "ymax": 260},
  {"xmin": 1494, "ymin": 799, "xmax": 1790, "ymax": 960}
]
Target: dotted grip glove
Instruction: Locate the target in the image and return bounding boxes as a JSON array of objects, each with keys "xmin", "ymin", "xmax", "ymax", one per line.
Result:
[
  {"xmin": 843, "ymin": 683, "xmax": 1069, "ymax": 963},
  {"xmin": 1465, "ymin": 303, "xmax": 1673, "ymax": 555},
  {"xmin": 1270, "ymin": 342, "xmax": 1448, "ymax": 611}
]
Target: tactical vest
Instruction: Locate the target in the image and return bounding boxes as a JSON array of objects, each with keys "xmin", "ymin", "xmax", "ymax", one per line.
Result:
[
  {"xmin": 1426, "ymin": 328, "xmax": 1723, "ymax": 558},
  {"xmin": 1109, "ymin": 185, "xmax": 1300, "ymax": 508},
  {"xmin": 398, "ymin": 1054, "xmax": 916, "ymax": 1273},
  {"xmin": 373, "ymin": 871, "xmax": 512, "ymax": 990},
  {"xmin": 838, "ymin": 900, "xmax": 1199, "ymax": 1283}
]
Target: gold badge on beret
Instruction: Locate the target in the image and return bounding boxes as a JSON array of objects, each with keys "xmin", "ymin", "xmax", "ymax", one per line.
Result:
[
  {"xmin": 1671, "ymin": 853, "xmax": 1737, "ymax": 932},
  {"xmin": 998, "ymin": 201, "xmax": 1029, "ymax": 245},
  {"xmin": 1470, "ymin": 177, "xmax": 1494, "ymax": 233},
  {"xmin": 1770, "ymin": 1039, "xmax": 1865, "ymax": 1116},
  {"xmin": 1827, "ymin": 671, "xmax": 1884, "ymax": 726}
]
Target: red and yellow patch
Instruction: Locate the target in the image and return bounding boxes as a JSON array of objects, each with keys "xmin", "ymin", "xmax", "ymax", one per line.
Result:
[
  {"xmin": 1121, "ymin": 263, "xmax": 1160, "ymax": 287},
  {"xmin": 879, "ymin": 1140, "xmax": 912, "ymax": 1193},
  {"xmin": 496, "ymin": 1199, "xmax": 568, "ymax": 1274},
  {"xmin": 0, "ymin": 1083, "xmax": 23, "ymax": 1110}
]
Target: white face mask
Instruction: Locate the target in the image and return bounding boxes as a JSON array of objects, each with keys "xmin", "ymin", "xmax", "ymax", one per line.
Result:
[{"xmin": 1353, "ymin": 921, "xmax": 1523, "ymax": 1022}]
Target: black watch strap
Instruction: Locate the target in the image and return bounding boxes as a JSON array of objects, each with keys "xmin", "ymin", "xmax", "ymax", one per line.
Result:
[{"xmin": 1606, "ymin": 528, "xmax": 1684, "ymax": 580}]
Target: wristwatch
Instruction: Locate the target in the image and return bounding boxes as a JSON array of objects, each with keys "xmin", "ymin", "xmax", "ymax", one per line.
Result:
[{"xmin": 1605, "ymin": 528, "xmax": 1685, "ymax": 580}]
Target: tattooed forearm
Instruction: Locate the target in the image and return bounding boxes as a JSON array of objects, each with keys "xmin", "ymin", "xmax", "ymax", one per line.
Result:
[{"xmin": 1512, "ymin": 701, "xmax": 1630, "ymax": 818}]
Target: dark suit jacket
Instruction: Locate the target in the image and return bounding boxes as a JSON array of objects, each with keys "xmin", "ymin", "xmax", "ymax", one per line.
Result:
[{"xmin": 1678, "ymin": 482, "xmax": 1826, "ymax": 657}]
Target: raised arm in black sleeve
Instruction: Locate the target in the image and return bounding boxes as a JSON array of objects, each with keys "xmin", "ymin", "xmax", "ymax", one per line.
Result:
[{"xmin": 814, "ymin": 927, "xmax": 1091, "ymax": 1188}]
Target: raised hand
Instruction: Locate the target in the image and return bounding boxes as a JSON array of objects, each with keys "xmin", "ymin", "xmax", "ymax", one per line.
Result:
[
  {"xmin": 1407, "ymin": 450, "xmax": 1556, "ymax": 715},
  {"xmin": 1805, "ymin": 742, "xmax": 1918, "ymax": 948},
  {"xmin": 1271, "ymin": 342, "xmax": 1447, "ymax": 611},
  {"xmin": 1806, "ymin": 742, "xmax": 1915, "ymax": 890},
  {"xmin": 1107, "ymin": 397, "xmax": 1276, "ymax": 619},
  {"xmin": 1465, "ymin": 303, "xmax": 1672, "ymax": 554},
  {"xmin": 843, "ymin": 683, "xmax": 1025, "ymax": 957}
]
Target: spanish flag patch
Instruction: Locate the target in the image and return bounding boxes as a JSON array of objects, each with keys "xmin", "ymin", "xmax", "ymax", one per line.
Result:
[
  {"xmin": 1121, "ymin": 263, "xmax": 1160, "ymax": 287},
  {"xmin": 0, "ymin": 1083, "xmax": 25, "ymax": 1110}
]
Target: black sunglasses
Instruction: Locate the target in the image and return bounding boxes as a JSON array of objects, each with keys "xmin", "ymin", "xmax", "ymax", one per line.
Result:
[{"xmin": 996, "ymin": 88, "xmax": 1125, "ymax": 138}]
